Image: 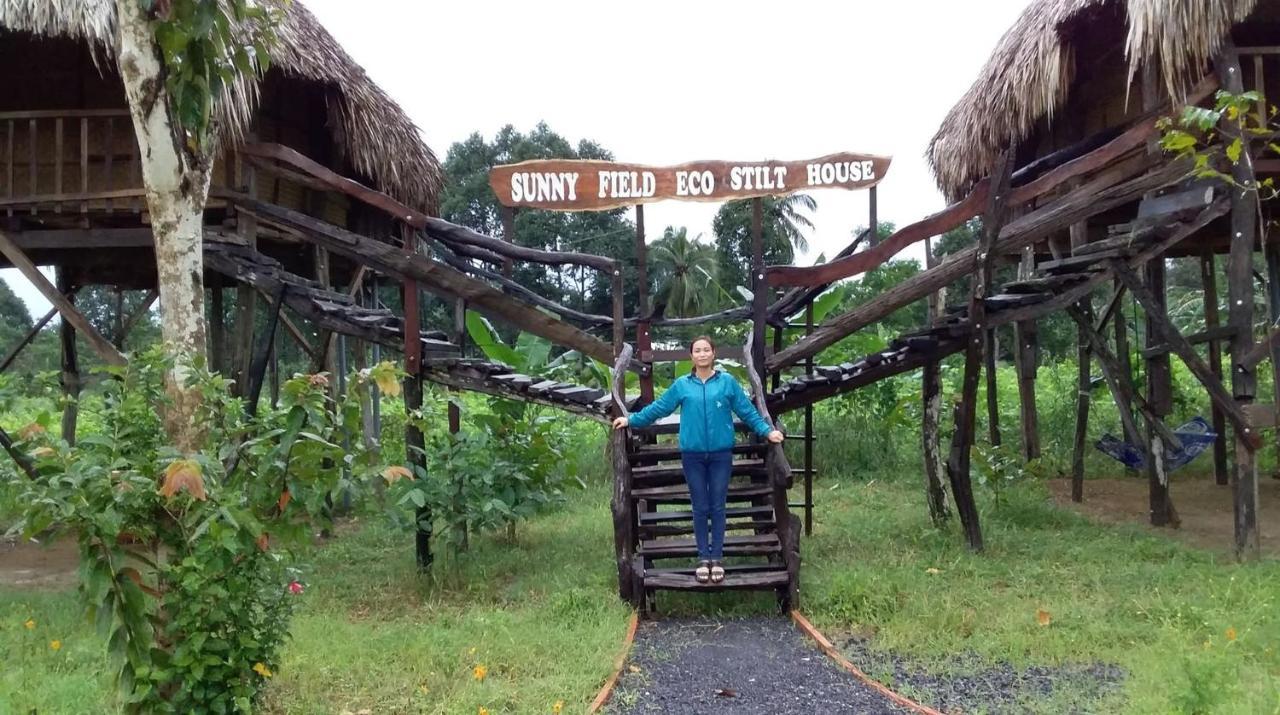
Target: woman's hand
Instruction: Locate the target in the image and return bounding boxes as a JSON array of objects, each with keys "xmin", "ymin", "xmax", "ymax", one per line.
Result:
[
  {"xmin": 612, "ymin": 416, "xmax": 630, "ymax": 430},
  {"xmin": 767, "ymin": 430, "xmax": 785, "ymax": 444}
]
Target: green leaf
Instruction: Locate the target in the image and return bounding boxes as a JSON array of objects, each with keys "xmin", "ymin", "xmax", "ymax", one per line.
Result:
[
  {"xmin": 465, "ymin": 311, "xmax": 521, "ymax": 367},
  {"xmin": 1227, "ymin": 137, "xmax": 1243, "ymax": 163}
]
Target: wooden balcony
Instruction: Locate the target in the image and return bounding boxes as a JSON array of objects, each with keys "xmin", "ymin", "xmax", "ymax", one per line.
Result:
[{"xmin": 0, "ymin": 109, "xmax": 145, "ymax": 216}]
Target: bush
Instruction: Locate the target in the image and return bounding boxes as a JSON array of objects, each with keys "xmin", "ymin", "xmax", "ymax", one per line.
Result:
[{"xmin": 1, "ymin": 349, "xmax": 394, "ymax": 712}]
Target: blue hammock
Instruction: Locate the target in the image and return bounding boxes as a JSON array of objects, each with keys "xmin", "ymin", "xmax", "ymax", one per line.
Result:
[{"xmin": 1095, "ymin": 416, "xmax": 1217, "ymax": 471}]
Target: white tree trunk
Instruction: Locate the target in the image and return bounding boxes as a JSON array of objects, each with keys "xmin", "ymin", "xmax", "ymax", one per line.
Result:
[{"xmin": 115, "ymin": 0, "xmax": 212, "ymax": 452}]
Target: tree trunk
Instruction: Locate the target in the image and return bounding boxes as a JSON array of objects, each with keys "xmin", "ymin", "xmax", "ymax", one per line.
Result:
[{"xmin": 116, "ymin": 0, "xmax": 212, "ymax": 453}]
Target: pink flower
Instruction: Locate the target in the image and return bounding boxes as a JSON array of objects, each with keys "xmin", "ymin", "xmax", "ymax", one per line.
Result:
[{"xmin": 288, "ymin": 581, "xmax": 304, "ymax": 595}]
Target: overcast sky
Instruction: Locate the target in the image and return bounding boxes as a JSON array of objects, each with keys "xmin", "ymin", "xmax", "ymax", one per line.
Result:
[{"xmin": 4, "ymin": 0, "xmax": 1029, "ymax": 316}]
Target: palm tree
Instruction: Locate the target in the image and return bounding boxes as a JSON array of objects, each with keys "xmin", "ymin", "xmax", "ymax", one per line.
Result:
[
  {"xmin": 650, "ymin": 227, "xmax": 721, "ymax": 317},
  {"xmin": 769, "ymin": 193, "xmax": 816, "ymax": 253}
]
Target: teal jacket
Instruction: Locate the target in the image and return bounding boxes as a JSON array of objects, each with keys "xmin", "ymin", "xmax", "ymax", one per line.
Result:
[{"xmin": 627, "ymin": 369, "xmax": 774, "ymax": 452}]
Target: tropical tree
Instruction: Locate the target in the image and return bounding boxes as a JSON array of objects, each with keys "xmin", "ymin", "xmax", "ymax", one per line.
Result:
[
  {"xmin": 650, "ymin": 227, "xmax": 721, "ymax": 318},
  {"xmin": 712, "ymin": 193, "xmax": 817, "ymax": 293},
  {"xmin": 115, "ymin": 0, "xmax": 278, "ymax": 451}
]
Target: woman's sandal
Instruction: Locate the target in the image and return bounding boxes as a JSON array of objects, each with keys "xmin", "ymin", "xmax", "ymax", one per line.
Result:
[
  {"xmin": 694, "ymin": 561, "xmax": 711, "ymax": 584},
  {"xmin": 710, "ymin": 561, "xmax": 725, "ymax": 584}
]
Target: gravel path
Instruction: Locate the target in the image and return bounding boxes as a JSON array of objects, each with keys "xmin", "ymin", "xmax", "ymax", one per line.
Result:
[
  {"xmin": 608, "ymin": 617, "xmax": 912, "ymax": 714},
  {"xmin": 840, "ymin": 636, "xmax": 1126, "ymax": 714}
]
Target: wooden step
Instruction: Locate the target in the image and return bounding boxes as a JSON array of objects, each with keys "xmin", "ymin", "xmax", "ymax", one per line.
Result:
[
  {"xmin": 631, "ymin": 482, "xmax": 773, "ymax": 504},
  {"xmin": 643, "ymin": 569, "xmax": 790, "ymax": 591},
  {"xmin": 628, "ymin": 442, "xmax": 767, "ymax": 464},
  {"xmin": 639, "ymin": 505, "xmax": 775, "ymax": 525},
  {"xmin": 631, "ymin": 459, "xmax": 767, "ymax": 486},
  {"xmin": 639, "ymin": 520, "xmax": 776, "ymax": 538},
  {"xmin": 634, "ymin": 414, "xmax": 754, "ymax": 436},
  {"xmin": 639, "ymin": 533, "xmax": 780, "ymax": 558}
]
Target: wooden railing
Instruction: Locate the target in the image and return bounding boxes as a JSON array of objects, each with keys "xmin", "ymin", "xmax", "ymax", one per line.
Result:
[
  {"xmin": 0, "ymin": 109, "xmax": 144, "ymax": 215},
  {"xmin": 608, "ymin": 343, "xmax": 639, "ymax": 605},
  {"xmin": 743, "ymin": 328, "xmax": 799, "ymax": 607}
]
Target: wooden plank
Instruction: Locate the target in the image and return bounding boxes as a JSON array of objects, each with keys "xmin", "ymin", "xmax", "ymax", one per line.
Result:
[
  {"xmin": 104, "ymin": 117, "xmax": 113, "ymax": 212},
  {"xmin": 0, "ymin": 232, "xmax": 124, "ymax": 365},
  {"xmin": 0, "ymin": 188, "xmax": 147, "ymax": 208},
  {"xmin": 27, "ymin": 119, "xmax": 35, "ymax": 216},
  {"xmin": 0, "ymin": 109, "xmax": 131, "ymax": 120},
  {"xmin": 490, "ymin": 153, "xmax": 891, "ymax": 212},
  {"xmin": 79, "ymin": 117, "xmax": 87, "ymax": 214}
]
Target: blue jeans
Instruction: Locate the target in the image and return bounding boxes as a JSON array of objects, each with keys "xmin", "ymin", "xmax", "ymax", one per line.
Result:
[{"xmin": 681, "ymin": 450, "xmax": 733, "ymax": 560}]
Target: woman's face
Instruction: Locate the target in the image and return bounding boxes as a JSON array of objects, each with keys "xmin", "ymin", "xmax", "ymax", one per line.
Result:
[{"xmin": 690, "ymin": 340, "xmax": 715, "ymax": 369}]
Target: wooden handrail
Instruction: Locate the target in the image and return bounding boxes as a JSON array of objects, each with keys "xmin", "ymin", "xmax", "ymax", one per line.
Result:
[{"xmin": 238, "ymin": 142, "xmax": 430, "ymax": 227}]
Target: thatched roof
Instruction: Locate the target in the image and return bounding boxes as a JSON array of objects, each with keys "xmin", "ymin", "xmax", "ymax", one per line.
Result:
[
  {"xmin": 927, "ymin": 0, "xmax": 1259, "ymax": 201},
  {"xmin": 0, "ymin": 0, "xmax": 442, "ymax": 214}
]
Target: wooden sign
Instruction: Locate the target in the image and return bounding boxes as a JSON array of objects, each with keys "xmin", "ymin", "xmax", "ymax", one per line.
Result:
[{"xmin": 489, "ymin": 153, "xmax": 892, "ymax": 212}]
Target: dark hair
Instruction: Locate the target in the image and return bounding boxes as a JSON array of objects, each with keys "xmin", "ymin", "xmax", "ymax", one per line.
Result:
[{"xmin": 689, "ymin": 335, "xmax": 716, "ymax": 353}]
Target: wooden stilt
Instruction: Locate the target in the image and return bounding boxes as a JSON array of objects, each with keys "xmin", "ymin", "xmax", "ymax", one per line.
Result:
[
  {"xmin": 1200, "ymin": 251, "xmax": 1230, "ymax": 485},
  {"xmin": 244, "ymin": 286, "xmax": 285, "ymax": 417},
  {"xmin": 751, "ymin": 197, "xmax": 767, "ymax": 386},
  {"xmin": 57, "ymin": 268, "xmax": 78, "ymax": 446},
  {"xmin": 1113, "ymin": 276, "xmax": 1138, "ymax": 477},
  {"xmin": 946, "ymin": 147, "xmax": 1014, "ymax": 552},
  {"xmin": 402, "ymin": 225, "xmax": 431, "ymax": 569},
  {"xmin": 922, "ymin": 236, "xmax": 949, "ymax": 525},
  {"xmin": 211, "ymin": 283, "xmax": 226, "ymax": 376},
  {"xmin": 1069, "ymin": 221, "xmax": 1092, "ymax": 502},
  {"xmin": 233, "ymin": 157, "xmax": 258, "ymax": 396},
  {"xmin": 1013, "ymin": 247, "xmax": 1040, "ymax": 461},
  {"xmin": 1140, "ymin": 256, "xmax": 1177, "ymax": 526},
  {"xmin": 984, "ymin": 328, "xmax": 1001, "ymax": 446},
  {"xmin": 1265, "ymin": 245, "xmax": 1280, "ymax": 479}
]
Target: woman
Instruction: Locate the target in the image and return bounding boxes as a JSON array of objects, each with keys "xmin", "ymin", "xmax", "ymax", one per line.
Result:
[{"xmin": 613, "ymin": 336, "xmax": 784, "ymax": 584}]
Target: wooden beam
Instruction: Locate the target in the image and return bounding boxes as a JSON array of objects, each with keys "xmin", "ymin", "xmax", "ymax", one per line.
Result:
[
  {"xmin": 0, "ymin": 425, "xmax": 39, "ymax": 481},
  {"xmin": 0, "ymin": 231, "xmax": 125, "ymax": 366},
  {"xmin": 424, "ymin": 216, "xmax": 618, "ymax": 273},
  {"xmin": 1113, "ymin": 262, "xmax": 1259, "ymax": 450},
  {"xmin": 1139, "ymin": 325, "xmax": 1238, "ymax": 358},
  {"xmin": 1065, "ymin": 306, "xmax": 1159, "ymax": 449},
  {"xmin": 1013, "ymin": 247, "xmax": 1039, "ymax": 461}
]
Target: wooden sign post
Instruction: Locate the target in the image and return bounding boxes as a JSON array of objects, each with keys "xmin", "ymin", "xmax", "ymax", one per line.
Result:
[{"xmin": 489, "ymin": 153, "xmax": 891, "ymax": 212}]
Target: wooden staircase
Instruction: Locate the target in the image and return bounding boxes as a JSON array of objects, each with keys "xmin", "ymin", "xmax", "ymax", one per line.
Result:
[{"xmin": 608, "ymin": 343, "xmax": 801, "ymax": 616}]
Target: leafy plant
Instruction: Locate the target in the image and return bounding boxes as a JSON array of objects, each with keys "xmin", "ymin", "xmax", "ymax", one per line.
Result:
[{"xmin": 2, "ymin": 348, "xmax": 395, "ymax": 712}]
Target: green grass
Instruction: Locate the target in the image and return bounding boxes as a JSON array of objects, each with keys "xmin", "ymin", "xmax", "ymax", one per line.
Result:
[
  {"xmin": 0, "ymin": 486, "xmax": 632, "ymax": 714},
  {"xmin": 801, "ymin": 477, "xmax": 1280, "ymax": 715},
  {"xmin": 4, "ymin": 444, "xmax": 1279, "ymax": 713}
]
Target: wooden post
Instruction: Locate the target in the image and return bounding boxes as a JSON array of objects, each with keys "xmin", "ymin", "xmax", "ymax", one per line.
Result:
[
  {"xmin": 1217, "ymin": 47, "xmax": 1260, "ymax": 560},
  {"xmin": 1114, "ymin": 276, "xmax": 1137, "ymax": 477},
  {"xmin": 402, "ymin": 224, "xmax": 430, "ymax": 570},
  {"xmin": 498, "ymin": 205, "xmax": 516, "ymax": 278},
  {"xmin": 244, "ymin": 286, "xmax": 284, "ymax": 417},
  {"xmin": 1013, "ymin": 246, "xmax": 1040, "ymax": 461},
  {"xmin": 984, "ymin": 329, "xmax": 1000, "ymax": 446},
  {"xmin": 946, "ymin": 147, "xmax": 1014, "ymax": 551},
  {"xmin": 635, "ymin": 205, "xmax": 654, "ymax": 403},
  {"xmin": 868, "ymin": 185, "xmax": 879, "ymax": 246},
  {"xmin": 1141, "ymin": 256, "xmax": 1177, "ymax": 526},
  {"xmin": 233, "ymin": 157, "xmax": 258, "ymax": 396},
  {"xmin": 922, "ymin": 236, "xmax": 949, "ymax": 525},
  {"xmin": 1069, "ymin": 222, "xmax": 1092, "ymax": 502},
  {"xmin": 751, "ymin": 197, "xmax": 767, "ymax": 385},
  {"xmin": 803, "ymin": 301, "xmax": 816, "ymax": 534},
  {"xmin": 57, "ymin": 268, "xmax": 79, "ymax": 446},
  {"xmin": 210, "ymin": 284, "xmax": 225, "ymax": 374},
  {"xmin": 1201, "ymin": 251, "xmax": 1230, "ymax": 485}
]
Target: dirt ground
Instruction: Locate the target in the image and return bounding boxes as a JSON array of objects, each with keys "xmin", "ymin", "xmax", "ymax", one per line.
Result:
[
  {"xmin": 1048, "ymin": 472, "xmax": 1280, "ymax": 557},
  {"xmin": 0, "ymin": 535, "xmax": 79, "ymax": 590}
]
